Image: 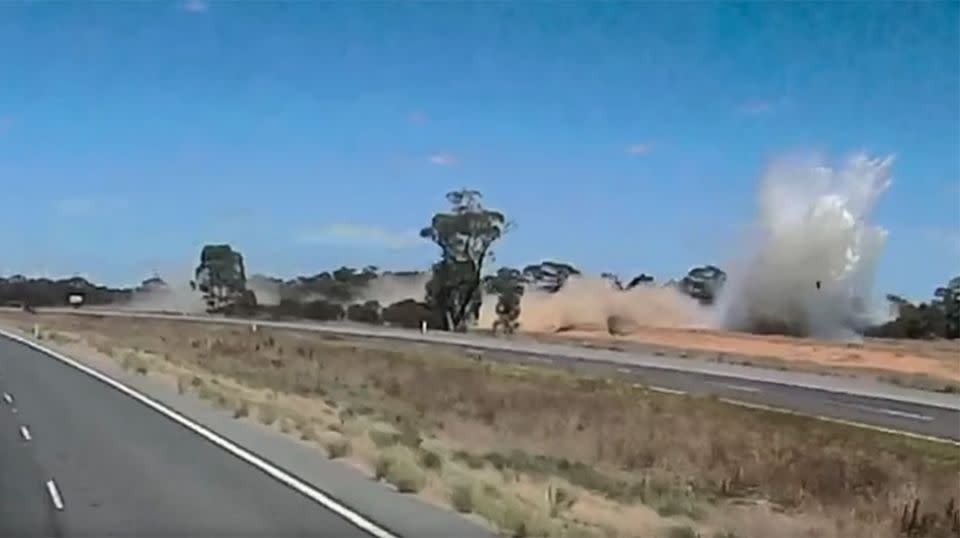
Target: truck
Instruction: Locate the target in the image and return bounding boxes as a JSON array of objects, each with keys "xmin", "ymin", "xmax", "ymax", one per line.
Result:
[{"xmin": 67, "ymin": 292, "xmax": 85, "ymax": 308}]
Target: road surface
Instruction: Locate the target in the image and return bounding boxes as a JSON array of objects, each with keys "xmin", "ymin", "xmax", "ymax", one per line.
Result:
[
  {"xmin": 0, "ymin": 336, "xmax": 392, "ymax": 537},
  {"xmin": 13, "ymin": 308, "xmax": 960, "ymax": 442}
]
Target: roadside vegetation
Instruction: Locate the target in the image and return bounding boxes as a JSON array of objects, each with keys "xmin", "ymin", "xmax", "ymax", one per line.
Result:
[
  {"xmin": 3, "ymin": 188, "xmax": 955, "ymax": 343},
  {"xmin": 7, "ymin": 313, "xmax": 960, "ymax": 538}
]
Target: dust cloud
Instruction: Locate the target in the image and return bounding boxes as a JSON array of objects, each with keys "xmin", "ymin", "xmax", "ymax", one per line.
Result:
[
  {"xmin": 120, "ymin": 153, "xmax": 894, "ymax": 341},
  {"xmin": 247, "ymin": 276, "xmax": 281, "ymax": 306},
  {"xmin": 355, "ymin": 272, "xmax": 430, "ymax": 306},
  {"xmin": 124, "ymin": 277, "xmax": 207, "ymax": 314},
  {"xmin": 479, "ymin": 152, "xmax": 894, "ymax": 340},
  {"xmin": 479, "ymin": 276, "xmax": 708, "ymax": 334},
  {"xmin": 716, "ymin": 153, "xmax": 892, "ymax": 338}
]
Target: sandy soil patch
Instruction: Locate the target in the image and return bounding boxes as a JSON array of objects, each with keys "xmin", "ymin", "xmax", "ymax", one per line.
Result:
[{"xmin": 525, "ymin": 326, "xmax": 960, "ymax": 389}]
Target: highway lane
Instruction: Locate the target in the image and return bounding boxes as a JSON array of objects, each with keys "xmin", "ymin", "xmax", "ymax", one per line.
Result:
[
  {"xmin": 592, "ymin": 361, "xmax": 960, "ymax": 440},
  {"xmin": 0, "ymin": 336, "xmax": 381, "ymax": 538},
  {"xmin": 0, "ymin": 396, "xmax": 59, "ymax": 537},
  {"xmin": 14, "ymin": 308, "xmax": 960, "ymax": 441}
]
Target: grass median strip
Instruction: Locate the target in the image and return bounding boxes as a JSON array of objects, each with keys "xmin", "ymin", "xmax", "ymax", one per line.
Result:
[{"xmin": 7, "ymin": 314, "xmax": 959, "ymax": 538}]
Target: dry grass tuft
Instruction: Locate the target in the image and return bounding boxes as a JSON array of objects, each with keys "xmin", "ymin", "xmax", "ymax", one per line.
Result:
[
  {"xmin": 325, "ymin": 438, "xmax": 351, "ymax": 459},
  {"xmin": 451, "ymin": 481, "xmax": 475, "ymax": 513},
  {"xmin": 257, "ymin": 404, "xmax": 279, "ymax": 426},
  {"xmin": 10, "ymin": 313, "xmax": 959, "ymax": 538},
  {"xmin": 375, "ymin": 446, "xmax": 427, "ymax": 493}
]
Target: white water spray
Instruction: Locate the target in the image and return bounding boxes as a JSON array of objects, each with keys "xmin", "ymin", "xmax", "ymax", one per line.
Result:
[{"xmin": 717, "ymin": 153, "xmax": 893, "ymax": 338}]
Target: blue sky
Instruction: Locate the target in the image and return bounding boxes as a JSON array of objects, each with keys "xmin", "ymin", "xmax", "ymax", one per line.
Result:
[{"xmin": 0, "ymin": 2, "xmax": 957, "ymax": 299}]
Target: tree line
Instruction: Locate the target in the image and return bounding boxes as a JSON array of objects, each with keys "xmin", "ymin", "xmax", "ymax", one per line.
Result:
[
  {"xmin": 182, "ymin": 188, "xmax": 960, "ymax": 341},
  {"xmin": 181, "ymin": 189, "xmax": 735, "ymax": 334},
  {"xmin": 866, "ymin": 278, "xmax": 960, "ymax": 339},
  {"xmin": 2, "ymin": 188, "xmax": 954, "ymax": 340}
]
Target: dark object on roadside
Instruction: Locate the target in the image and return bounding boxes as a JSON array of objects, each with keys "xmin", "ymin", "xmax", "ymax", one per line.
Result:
[
  {"xmin": 301, "ymin": 300, "xmax": 345, "ymax": 321},
  {"xmin": 382, "ymin": 299, "xmax": 441, "ymax": 329},
  {"xmin": 607, "ymin": 315, "xmax": 638, "ymax": 336},
  {"xmin": 346, "ymin": 301, "xmax": 382, "ymax": 324},
  {"xmin": 816, "ymin": 280, "xmax": 821, "ymax": 290},
  {"xmin": 219, "ymin": 290, "xmax": 258, "ymax": 317}
]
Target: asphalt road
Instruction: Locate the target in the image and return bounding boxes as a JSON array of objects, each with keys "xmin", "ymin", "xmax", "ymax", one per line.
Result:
[
  {"xmin": 7, "ymin": 307, "xmax": 960, "ymax": 442},
  {"xmin": 545, "ymin": 355, "xmax": 960, "ymax": 441},
  {"xmin": 0, "ymin": 336, "xmax": 383, "ymax": 538},
  {"xmin": 39, "ymin": 307, "xmax": 960, "ymax": 442}
]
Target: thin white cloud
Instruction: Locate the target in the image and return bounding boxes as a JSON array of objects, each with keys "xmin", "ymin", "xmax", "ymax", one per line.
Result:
[
  {"xmin": 738, "ymin": 97, "xmax": 790, "ymax": 116},
  {"xmin": 428, "ymin": 153, "xmax": 457, "ymax": 166},
  {"xmin": 408, "ymin": 110, "xmax": 428, "ymax": 125},
  {"xmin": 739, "ymin": 100, "xmax": 773, "ymax": 115},
  {"xmin": 625, "ymin": 143, "xmax": 652, "ymax": 156},
  {"xmin": 297, "ymin": 224, "xmax": 426, "ymax": 249},
  {"xmin": 53, "ymin": 196, "xmax": 127, "ymax": 217},
  {"xmin": 182, "ymin": 0, "xmax": 208, "ymax": 13}
]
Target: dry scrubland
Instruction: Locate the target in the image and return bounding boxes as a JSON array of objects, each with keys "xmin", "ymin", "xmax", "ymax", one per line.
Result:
[{"xmin": 2, "ymin": 313, "xmax": 958, "ymax": 538}]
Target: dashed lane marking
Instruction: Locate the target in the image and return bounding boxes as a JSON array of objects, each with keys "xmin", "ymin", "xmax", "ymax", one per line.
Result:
[{"xmin": 45, "ymin": 480, "xmax": 64, "ymax": 511}]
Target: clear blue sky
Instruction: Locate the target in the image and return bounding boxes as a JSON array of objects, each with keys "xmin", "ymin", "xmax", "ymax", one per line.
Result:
[{"xmin": 0, "ymin": 2, "xmax": 957, "ymax": 299}]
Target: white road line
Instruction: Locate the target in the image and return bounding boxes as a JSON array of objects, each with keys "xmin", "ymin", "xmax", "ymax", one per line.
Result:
[
  {"xmin": 840, "ymin": 402, "xmax": 933, "ymax": 422},
  {"xmin": 706, "ymin": 380, "xmax": 761, "ymax": 393},
  {"xmin": 19, "ymin": 425, "xmax": 31, "ymax": 441},
  {"xmin": 719, "ymin": 398, "xmax": 781, "ymax": 411},
  {"xmin": 648, "ymin": 385, "xmax": 687, "ymax": 396},
  {"xmin": 2, "ymin": 392, "xmax": 11, "ymax": 404},
  {"xmin": 22, "ymin": 307, "xmax": 960, "ymax": 413},
  {"xmin": 45, "ymin": 479, "xmax": 64, "ymax": 511},
  {"xmin": 717, "ymin": 397, "xmax": 958, "ymax": 446},
  {"xmin": 0, "ymin": 329, "xmax": 397, "ymax": 538}
]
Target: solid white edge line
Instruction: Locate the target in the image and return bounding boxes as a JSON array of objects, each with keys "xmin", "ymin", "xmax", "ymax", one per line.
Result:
[
  {"xmin": 648, "ymin": 385, "xmax": 687, "ymax": 396},
  {"xmin": 717, "ymin": 397, "xmax": 960, "ymax": 446},
  {"xmin": 161, "ymin": 311, "xmax": 960, "ymax": 410},
  {"xmin": 19, "ymin": 425, "xmax": 31, "ymax": 441},
  {"xmin": 29, "ymin": 308, "xmax": 960, "ymax": 412},
  {"xmin": 45, "ymin": 479, "xmax": 64, "ymax": 511},
  {"xmin": 841, "ymin": 402, "xmax": 934, "ymax": 422},
  {"xmin": 0, "ymin": 329, "xmax": 397, "ymax": 538},
  {"xmin": 705, "ymin": 380, "xmax": 762, "ymax": 393}
]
